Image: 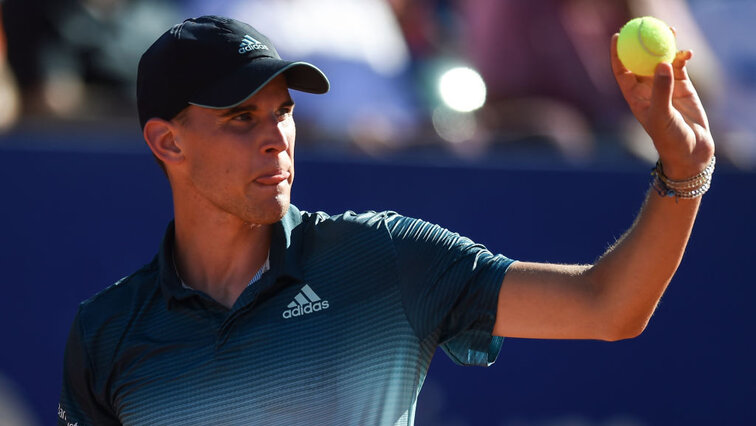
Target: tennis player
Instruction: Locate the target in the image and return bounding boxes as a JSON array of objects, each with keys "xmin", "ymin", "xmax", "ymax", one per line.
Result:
[{"xmin": 58, "ymin": 15, "xmax": 714, "ymax": 425}]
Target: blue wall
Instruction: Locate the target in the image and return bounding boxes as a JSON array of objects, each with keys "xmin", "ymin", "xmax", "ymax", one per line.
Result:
[{"xmin": 1, "ymin": 148, "xmax": 753, "ymax": 425}]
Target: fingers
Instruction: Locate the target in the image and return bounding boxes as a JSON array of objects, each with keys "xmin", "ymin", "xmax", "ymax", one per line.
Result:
[
  {"xmin": 672, "ymin": 50, "xmax": 693, "ymax": 81},
  {"xmin": 667, "ymin": 25, "xmax": 692, "ymax": 81},
  {"xmin": 610, "ymin": 33, "xmax": 629, "ymax": 77},
  {"xmin": 649, "ymin": 63, "xmax": 675, "ymax": 128},
  {"xmin": 610, "ymin": 33, "xmax": 637, "ymax": 98}
]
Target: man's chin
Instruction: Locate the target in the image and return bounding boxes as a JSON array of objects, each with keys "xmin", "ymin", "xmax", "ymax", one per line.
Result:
[
  {"xmin": 271, "ymin": 201, "xmax": 290, "ymax": 223},
  {"xmin": 244, "ymin": 198, "xmax": 289, "ymax": 226}
]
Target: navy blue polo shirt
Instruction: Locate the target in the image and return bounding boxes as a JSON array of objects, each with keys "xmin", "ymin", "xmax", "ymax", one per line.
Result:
[{"xmin": 58, "ymin": 205, "xmax": 515, "ymax": 425}]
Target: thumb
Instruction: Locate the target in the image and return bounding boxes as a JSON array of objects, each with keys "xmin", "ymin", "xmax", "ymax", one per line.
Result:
[{"xmin": 649, "ymin": 62, "xmax": 674, "ymax": 128}]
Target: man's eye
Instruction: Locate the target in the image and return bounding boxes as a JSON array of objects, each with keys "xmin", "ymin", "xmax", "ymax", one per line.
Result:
[{"xmin": 233, "ymin": 112, "xmax": 253, "ymax": 122}]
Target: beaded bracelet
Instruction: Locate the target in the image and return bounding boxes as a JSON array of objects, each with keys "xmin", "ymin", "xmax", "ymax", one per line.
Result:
[{"xmin": 651, "ymin": 156, "xmax": 716, "ymax": 200}]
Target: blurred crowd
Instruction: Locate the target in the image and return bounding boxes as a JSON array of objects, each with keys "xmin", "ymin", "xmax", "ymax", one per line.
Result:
[{"xmin": 0, "ymin": 0, "xmax": 754, "ymax": 168}]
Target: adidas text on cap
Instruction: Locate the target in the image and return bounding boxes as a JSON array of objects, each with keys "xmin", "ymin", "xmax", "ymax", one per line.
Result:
[{"xmin": 136, "ymin": 15, "xmax": 330, "ymax": 128}]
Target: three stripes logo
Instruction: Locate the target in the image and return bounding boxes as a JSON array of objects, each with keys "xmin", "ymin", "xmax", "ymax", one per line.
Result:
[
  {"xmin": 282, "ymin": 284, "xmax": 329, "ymax": 319},
  {"xmin": 238, "ymin": 34, "xmax": 269, "ymax": 54}
]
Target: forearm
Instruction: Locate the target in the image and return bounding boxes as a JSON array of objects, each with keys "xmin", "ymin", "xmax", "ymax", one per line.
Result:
[
  {"xmin": 585, "ymin": 189, "xmax": 702, "ymax": 338},
  {"xmin": 495, "ymin": 34, "xmax": 716, "ymax": 341},
  {"xmin": 496, "ymin": 187, "xmax": 703, "ymax": 341}
]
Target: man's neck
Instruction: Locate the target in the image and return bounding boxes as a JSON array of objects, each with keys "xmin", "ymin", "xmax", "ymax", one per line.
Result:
[{"xmin": 172, "ymin": 213, "xmax": 273, "ymax": 309}]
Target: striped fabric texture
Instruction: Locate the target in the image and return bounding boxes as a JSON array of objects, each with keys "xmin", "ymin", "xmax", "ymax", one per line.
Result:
[{"xmin": 59, "ymin": 206, "xmax": 514, "ymax": 425}]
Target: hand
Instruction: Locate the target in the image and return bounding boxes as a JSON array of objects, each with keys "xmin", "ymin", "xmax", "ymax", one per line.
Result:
[{"xmin": 610, "ymin": 33, "xmax": 715, "ymax": 180}]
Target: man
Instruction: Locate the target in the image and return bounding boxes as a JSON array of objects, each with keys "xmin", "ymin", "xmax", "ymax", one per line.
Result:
[{"xmin": 58, "ymin": 15, "xmax": 715, "ymax": 425}]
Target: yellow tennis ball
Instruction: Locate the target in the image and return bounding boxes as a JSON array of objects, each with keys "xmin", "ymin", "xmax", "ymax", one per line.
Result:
[{"xmin": 617, "ymin": 16, "xmax": 677, "ymax": 76}]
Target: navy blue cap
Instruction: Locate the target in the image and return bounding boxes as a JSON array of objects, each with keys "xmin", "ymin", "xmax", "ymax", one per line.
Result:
[{"xmin": 137, "ymin": 16, "xmax": 330, "ymax": 128}]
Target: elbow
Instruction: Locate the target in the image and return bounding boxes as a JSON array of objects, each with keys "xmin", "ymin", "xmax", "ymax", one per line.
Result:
[
  {"xmin": 585, "ymin": 271, "xmax": 658, "ymax": 342},
  {"xmin": 600, "ymin": 316, "xmax": 650, "ymax": 342}
]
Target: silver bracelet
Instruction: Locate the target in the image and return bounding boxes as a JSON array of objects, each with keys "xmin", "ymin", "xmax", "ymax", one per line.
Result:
[{"xmin": 651, "ymin": 156, "xmax": 716, "ymax": 200}]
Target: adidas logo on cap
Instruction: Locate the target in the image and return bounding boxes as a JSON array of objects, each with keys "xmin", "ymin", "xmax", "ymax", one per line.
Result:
[
  {"xmin": 238, "ymin": 34, "xmax": 269, "ymax": 54},
  {"xmin": 282, "ymin": 284, "xmax": 329, "ymax": 319}
]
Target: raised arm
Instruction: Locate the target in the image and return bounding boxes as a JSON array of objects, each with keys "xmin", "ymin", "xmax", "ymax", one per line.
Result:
[{"xmin": 493, "ymin": 33, "xmax": 715, "ymax": 341}]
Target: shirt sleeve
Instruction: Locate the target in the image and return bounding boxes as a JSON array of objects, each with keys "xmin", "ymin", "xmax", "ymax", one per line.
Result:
[
  {"xmin": 385, "ymin": 214, "xmax": 515, "ymax": 367},
  {"xmin": 58, "ymin": 308, "xmax": 120, "ymax": 426}
]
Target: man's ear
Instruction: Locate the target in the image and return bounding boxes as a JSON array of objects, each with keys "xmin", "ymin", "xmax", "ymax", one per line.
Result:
[{"xmin": 143, "ymin": 118, "xmax": 184, "ymax": 165}]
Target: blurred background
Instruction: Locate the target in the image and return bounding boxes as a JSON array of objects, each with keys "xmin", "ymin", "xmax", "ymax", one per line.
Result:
[{"xmin": 0, "ymin": 0, "xmax": 754, "ymax": 425}]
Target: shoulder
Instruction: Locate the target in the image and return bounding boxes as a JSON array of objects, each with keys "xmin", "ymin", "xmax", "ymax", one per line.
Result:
[
  {"xmin": 64, "ymin": 259, "xmax": 166, "ymax": 401},
  {"xmin": 75, "ymin": 258, "xmax": 162, "ymax": 345},
  {"xmin": 294, "ymin": 210, "xmax": 412, "ymax": 260},
  {"xmin": 296, "ymin": 208, "xmax": 451, "ymax": 244},
  {"xmin": 300, "ymin": 209, "xmax": 400, "ymax": 226},
  {"xmin": 298, "ymin": 209, "xmax": 406, "ymax": 235}
]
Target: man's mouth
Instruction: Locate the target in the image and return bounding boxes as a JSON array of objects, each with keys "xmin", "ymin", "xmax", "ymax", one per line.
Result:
[{"xmin": 254, "ymin": 170, "xmax": 291, "ymax": 185}]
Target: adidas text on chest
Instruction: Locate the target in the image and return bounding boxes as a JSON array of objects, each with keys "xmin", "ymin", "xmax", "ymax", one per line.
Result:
[{"xmin": 282, "ymin": 284, "xmax": 330, "ymax": 319}]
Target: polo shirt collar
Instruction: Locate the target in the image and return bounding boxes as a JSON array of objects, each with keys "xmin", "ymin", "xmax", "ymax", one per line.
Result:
[
  {"xmin": 268, "ymin": 204, "xmax": 305, "ymax": 282},
  {"xmin": 158, "ymin": 205, "xmax": 305, "ymax": 306}
]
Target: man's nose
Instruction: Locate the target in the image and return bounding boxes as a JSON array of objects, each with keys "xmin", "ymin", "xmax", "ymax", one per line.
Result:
[{"xmin": 260, "ymin": 117, "xmax": 291, "ymax": 155}]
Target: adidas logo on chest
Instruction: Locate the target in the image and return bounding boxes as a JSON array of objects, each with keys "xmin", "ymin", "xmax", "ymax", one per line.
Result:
[{"xmin": 282, "ymin": 284, "xmax": 329, "ymax": 319}]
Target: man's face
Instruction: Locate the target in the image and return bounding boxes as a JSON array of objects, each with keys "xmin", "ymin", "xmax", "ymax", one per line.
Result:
[{"xmin": 171, "ymin": 75, "xmax": 296, "ymax": 226}]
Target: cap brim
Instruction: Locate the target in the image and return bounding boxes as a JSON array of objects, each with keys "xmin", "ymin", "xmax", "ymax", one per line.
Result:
[{"xmin": 189, "ymin": 58, "xmax": 329, "ymax": 109}]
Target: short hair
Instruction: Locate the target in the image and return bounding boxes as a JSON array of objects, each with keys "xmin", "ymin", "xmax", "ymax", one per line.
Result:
[{"xmin": 172, "ymin": 107, "xmax": 191, "ymax": 127}]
